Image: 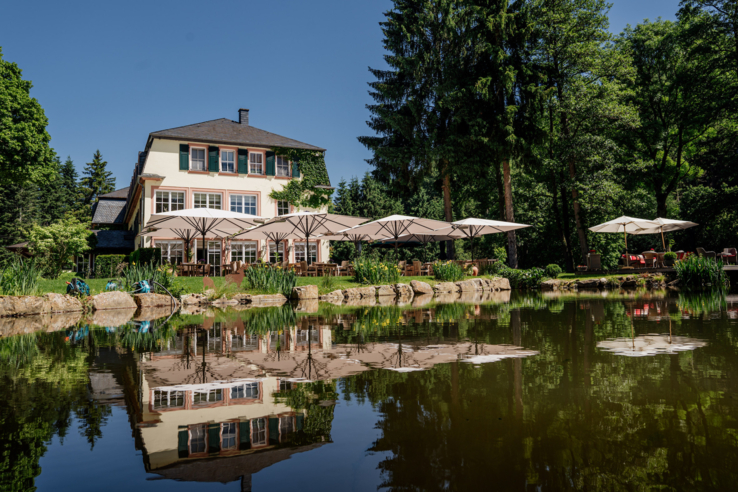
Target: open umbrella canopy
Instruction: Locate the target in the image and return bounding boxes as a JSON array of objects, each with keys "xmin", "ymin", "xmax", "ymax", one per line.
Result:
[
  {"xmin": 378, "ymin": 230, "xmax": 466, "ymax": 244},
  {"xmin": 145, "ymin": 208, "xmax": 264, "ymax": 236},
  {"xmin": 241, "ymin": 212, "xmax": 368, "ymax": 264},
  {"xmin": 452, "ymin": 218, "xmax": 532, "ymax": 236},
  {"xmin": 137, "ymin": 228, "xmax": 233, "ymax": 240},
  {"xmin": 588, "ymin": 216, "xmax": 660, "ymax": 234},
  {"xmin": 629, "ymin": 218, "xmax": 698, "ymax": 235}
]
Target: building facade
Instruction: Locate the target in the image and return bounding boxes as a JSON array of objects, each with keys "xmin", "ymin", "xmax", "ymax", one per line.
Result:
[{"xmin": 124, "ymin": 108, "xmax": 330, "ymax": 266}]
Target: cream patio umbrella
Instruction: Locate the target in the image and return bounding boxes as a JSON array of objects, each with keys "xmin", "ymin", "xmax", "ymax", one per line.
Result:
[
  {"xmin": 452, "ymin": 218, "xmax": 532, "ymax": 260},
  {"xmin": 377, "ymin": 230, "xmax": 467, "ymax": 262},
  {"xmin": 144, "ymin": 208, "xmax": 264, "ymax": 264},
  {"xmin": 243, "ymin": 212, "xmax": 368, "ymax": 265},
  {"xmin": 318, "ymin": 228, "xmax": 383, "ymax": 257},
  {"xmin": 337, "ymin": 215, "xmax": 451, "ymax": 260},
  {"xmin": 628, "ymin": 218, "xmax": 698, "ymax": 250},
  {"xmin": 137, "ymin": 227, "xmax": 234, "ymax": 263},
  {"xmin": 588, "ymin": 216, "xmax": 661, "ymax": 266}
]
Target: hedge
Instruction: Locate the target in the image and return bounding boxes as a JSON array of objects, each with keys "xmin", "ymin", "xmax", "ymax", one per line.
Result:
[
  {"xmin": 130, "ymin": 248, "xmax": 161, "ymax": 265},
  {"xmin": 94, "ymin": 254, "xmax": 126, "ymax": 278}
]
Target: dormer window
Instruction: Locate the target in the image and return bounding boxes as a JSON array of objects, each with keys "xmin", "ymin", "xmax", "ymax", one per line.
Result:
[
  {"xmin": 250, "ymin": 152, "xmax": 263, "ymax": 174},
  {"xmin": 191, "ymin": 147, "xmax": 206, "ymax": 171},
  {"xmin": 276, "ymin": 156, "xmax": 290, "ymax": 177}
]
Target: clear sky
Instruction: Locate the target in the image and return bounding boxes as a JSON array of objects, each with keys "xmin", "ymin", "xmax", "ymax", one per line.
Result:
[{"xmin": 2, "ymin": 0, "xmax": 679, "ymax": 190}]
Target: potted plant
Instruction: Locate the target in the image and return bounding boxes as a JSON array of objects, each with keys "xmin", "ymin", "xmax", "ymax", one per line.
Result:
[{"xmin": 663, "ymin": 251, "xmax": 677, "ymax": 267}]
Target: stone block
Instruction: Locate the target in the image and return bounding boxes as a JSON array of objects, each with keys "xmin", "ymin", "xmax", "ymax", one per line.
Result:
[
  {"xmin": 249, "ymin": 294, "xmax": 288, "ymax": 307},
  {"xmin": 292, "ymin": 285, "xmax": 319, "ymax": 300},
  {"xmin": 44, "ymin": 293, "xmax": 83, "ymax": 313},
  {"xmin": 434, "ymin": 282, "xmax": 459, "ymax": 294},
  {"xmin": 410, "ymin": 280, "xmax": 434, "ymax": 295},
  {"xmin": 133, "ymin": 293, "xmax": 177, "ymax": 309},
  {"xmin": 375, "ymin": 285, "xmax": 395, "ymax": 297},
  {"xmin": 342, "ymin": 287, "xmax": 375, "ymax": 299},
  {"xmin": 0, "ymin": 295, "xmax": 51, "ymax": 317},
  {"xmin": 90, "ymin": 291, "xmax": 137, "ymax": 311},
  {"xmin": 394, "ymin": 283, "xmax": 414, "ymax": 298}
]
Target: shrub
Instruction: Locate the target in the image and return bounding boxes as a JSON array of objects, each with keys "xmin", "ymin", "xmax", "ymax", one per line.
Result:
[
  {"xmin": 0, "ymin": 256, "xmax": 41, "ymax": 296},
  {"xmin": 353, "ymin": 258, "xmax": 401, "ymax": 285},
  {"xmin": 433, "ymin": 261, "xmax": 466, "ymax": 282},
  {"xmin": 493, "ymin": 246, "xmax": 507, "ymax": 263},
  {"xmin": 497, "ymin": 266, "xmax": 546, "ymax": 289},
  {"xmin": 545, "ymin": 264, "xmax": 563, "ymax": 279},
  {"xmin": 479, "ymin": 260, "xmax": 504, "ymax": 276},
  {"xmin": 242, "ymin": 264, "xmax": 296, "ymax": 297},
  {"xmin": 674, "ymin": 255, "xmax": 729, "ymax": 290},
  {"xmin": 663, "ymin": 252, "xmax": 677, "ymax": 261},
  {"xmin": 95, "ymin": 254, "xmax": 126, "ymax": 278},
  {"xmin": 129, "ymin": 248, "xmax": 161, "ymax": 265}
]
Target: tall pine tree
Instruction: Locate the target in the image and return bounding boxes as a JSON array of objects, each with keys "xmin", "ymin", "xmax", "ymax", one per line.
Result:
[{"xmin": 80, "ymin": 150, "xmax": 115, "ymax": 222}]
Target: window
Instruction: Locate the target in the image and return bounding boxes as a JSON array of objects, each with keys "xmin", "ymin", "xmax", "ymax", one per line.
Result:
[
  {"xmin": 231, "ymin": 382, "xmax": 259, "ymax": 400},
  {"xmin": 158, "ymin": 241, "xmax": 184, "ymax": 264},
  {"xmin": 279, "ymin": 380, "xmax": 293, "ymax": 392},
  {"xmin": 276, "ymin": 156, "xmax": 290, "ymax": 177},
  {"xmin": 193, "ymin": 192, "xmax": 222, "ymax": 209},
  {"xmin": 155, "ymin": 191, "xmax": 185, "ymax": 213},
  {"xmin": 207, "ymin": 241, "xmax": 221, "ymax": 270},
  {"xmin": 252, "ymin": 418, "xmax": 267, "ymax": 446},
  {"xmin": 230, "ymin": 194, "xmax": 257, "ymax": 215},
  {"xmin": 249, "ymin": 152, "xmax": 263, "ymax": 174},
  {"xmin": 280, "ymin": 416, "xmax": 294, "ymax": 440},
  {"xmin": 191, "ymin": 147, "xmax": 206, "ymax": 171},
  {"xmin": 231, "ymin": 241, "xmax": 257, "ymax": 263},
  {"xmin": 295, "ymin": 242, "xmax": 317, "ymax": 263},
  {"xmin": 189, "ymin": 425, "xmax": 207, "ymax": 454},
  {"xmin": 152, "ymin": 390, "xmax": 185, "ymax": 410},
  {"xmin": 221, "ymin": 150, "xmax": 235, "ymax": 173},
  {"xmin": 193, "ymin": 389, "xmax": 223, "ymax": 405},
  {"xmin": 269, "ymin": 242, "xmax": 287, "ymax": 263},
  {"xmin": 221, "ymin": 422, "xmax": 237, "ymax": 451},
  {"xmin": 277, "ymin": 200, "xmax": 290, "ymax": 216}
]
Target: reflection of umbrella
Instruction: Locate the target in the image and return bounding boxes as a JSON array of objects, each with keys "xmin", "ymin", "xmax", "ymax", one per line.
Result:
[
  {"xmin": 244, "ymin": 212, "xmax": 367, "ymax": 265},
  {"xmin": 340, "ymin": 215, "xmax": 450, "ymax": 260},
  {"xmin": 589, "ymin": 216, "xmax": 660, "ymax": 265},
  {"xmin": 629, "ymin": 218, "xmax": 698, "ymax": 250},
  {"xmin": 452, "ymin": 218, "xmax": 532, "ymax": 260},
  {"xmin": 597, "ymin": 334, "xmax": 707, "ymax": 357}
]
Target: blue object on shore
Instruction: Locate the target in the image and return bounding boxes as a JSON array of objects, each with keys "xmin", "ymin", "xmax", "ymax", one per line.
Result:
[
  {"xmin": 105, "ymin": 281, "xmax": 118, "ymax": 291},
  {"xmin": 133, "ymin": 280, "xmax": 151, "ymax": 293},
  {"xmin": 66, "ymin": 278, "xmax": 90, "ymax": 296}
]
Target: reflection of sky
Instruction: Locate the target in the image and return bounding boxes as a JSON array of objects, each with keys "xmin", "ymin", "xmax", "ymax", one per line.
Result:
[{"xmin": 597, "ymin": 335, "xmax": 707, "ymax": 357}]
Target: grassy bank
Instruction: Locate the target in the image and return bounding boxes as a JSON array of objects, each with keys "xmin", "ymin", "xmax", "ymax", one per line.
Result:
[{"xmin": 35, "ymin": 274, "xmax": 489, "ymax": 297}]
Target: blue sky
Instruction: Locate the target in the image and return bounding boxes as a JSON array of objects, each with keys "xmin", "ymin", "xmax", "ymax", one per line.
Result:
[{"xmin": 2, "ymin": 0, "xmax": 679, "ymax": 190}]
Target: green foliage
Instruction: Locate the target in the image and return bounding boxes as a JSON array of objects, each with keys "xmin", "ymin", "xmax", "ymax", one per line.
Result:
[
  {"xmin": 493, "ymin": 247, "xmax": 507, "ymax": 264},
  {"xmin": 79, "ymin": 150, "xmax": 115, "ymax": 222},
  {"xmin": 664, "ymin": 252, "xmax": 678, "ymax": 261},
  {"xmin": 241, "ymin": 264, "xmax": 296, "ymax": 297},
  {"xmin": 0, "ymin": 48, "xmax": 56, "ymax": 187},
  {"xmin": 206, "ymin": 279, "xmax": 240, "ymax": 300},
  {"xmin": 320, "ymin": 270, "xmax": 338, "ymax": 292},
  {"xmin": 674, "ymin": 255, "xmax": 729, "ymax": 289},
  {"xmin": 268, "ymin": 147, "xmax": 332, "ymax": 209},
  {"xmin": 28, "ymin": 216, "xmax": 91, "ymax": 279},
  {"xmin": 0, "ymin": 256, "xmax": 41, "ymax": 296},
  {"xmin": 94, "ymin": 254, "xmax": 125, "ymax": 279},
  {"xmin": 353, "ymin": 258, "xmax": 401, "ymax": 285},
  {"xmin": 433, "ymin": 261, "xmax": 465, "ymax": 282},
  {"xmin": 121, "ymin": 262, "xmax": 174, "ymax": 292},
  {"xmin": 497, "ymin": 267, "xmax": 547, "ymax": 289},
  {"xmin": 545, "ymin": 264, "xmax": 563, "ymax": 279},
  {"xmin": 129, "ymin": 248, "xmax": 161, "ymax": 265}
]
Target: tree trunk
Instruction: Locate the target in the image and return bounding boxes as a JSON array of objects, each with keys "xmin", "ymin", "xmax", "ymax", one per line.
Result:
[
  {"xmin": 503, "ymin": 159, "xmax": 518, "ymax": 268},
  {"xmin": 550, "ymin": 171, "xmax": 575, "ymax": 272},
  {"xmin": 441, "ymin": 171, "xmax": 455, "ymax": 260},
  {"xmin": 569, "ymin": 158, "xmax": 588, "ymax": 261}
]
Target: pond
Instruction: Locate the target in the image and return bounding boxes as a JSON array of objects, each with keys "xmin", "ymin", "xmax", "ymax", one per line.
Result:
[{"xmin": 1, "ymin": 290, "xmax": 737, "ymax": 491}]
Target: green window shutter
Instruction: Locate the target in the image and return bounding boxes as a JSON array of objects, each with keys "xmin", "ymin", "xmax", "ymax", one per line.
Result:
[
  {"xmin": 208, "ymin": 146, "xmax": 219, "ymax": 172},
  {"xmin": 239, "ymin": 421, "xmax": 251, "ymax": 450},
  {"xmin": 178, "ymin": 429, "xmax": 189, "ymax": 458},
  {"xmin": 268, "ymin": 417, "xmax": 279, "ymax": 444},
  {"xmin": 179, "ymin": 144, "xmax": 189, "ymax": 170},
  {"xmin": 237, "ymin": 149, "xmax": 248, "ymax": 174},
  {"xmin": 292, "ymin": 160, "xmax": 300, "ymax": 178},
  {"xmin": 208, "ymin": 423, "xmax": 220, "ymax": 453},
  {"xmin": 265, "ymin": 151, "xmax": 275, "ymax": 176}
]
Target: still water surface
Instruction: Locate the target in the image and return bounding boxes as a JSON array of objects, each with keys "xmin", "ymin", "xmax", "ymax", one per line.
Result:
[{"xmin": 2, "ymin": 291, "xmax": 737, "ymax": 491}]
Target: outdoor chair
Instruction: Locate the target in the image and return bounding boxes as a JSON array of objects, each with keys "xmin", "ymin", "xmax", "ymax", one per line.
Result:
[
  {"xmin": 398, "ymin": 261, "xmax": 407, "ymax": 275},
  {"xmin": 203, "ymin": 264, "xmax": 211, "ymax": 276},
  {"xmin": 642, "ymin": 252, "xmax": 658, "ymax": 268},
  {"xmin": 587, "ymin": 253, "xmax": 602, "ymax": 271},
  {"xmin": 324, "ymin": 263, "xmax": 339, "ymax": 276},
  {"xmin": 340, "ymin": 261, "xmax": 351, "ymax": 276},
  {"xmin": 696, "ymin": 247, "xmax": 716, "ymax": 260},
  {"xmin": 719, "ymin": 248, "xmax": 736, "ymax": 265},
  {"xmin": 303, "ymin": 261, "xmax": 317, "ymax": 277},
  {"xmin": 420, "ymin": 262, "xmax": 433, "ymax": 276},
  {"xmin": 412, "ymin": 261, "xmax": 422, "ymax": 276}
]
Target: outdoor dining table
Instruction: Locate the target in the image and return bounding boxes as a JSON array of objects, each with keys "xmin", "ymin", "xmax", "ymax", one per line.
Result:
[{"xmin": 181, "ymin": 263, "xmax": 207, "ymax": 276}]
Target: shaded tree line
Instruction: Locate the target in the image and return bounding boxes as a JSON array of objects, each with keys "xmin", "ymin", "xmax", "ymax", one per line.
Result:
[{"xmin": 352, "ymin": 0, "xmax": 738, "ymax": 271}]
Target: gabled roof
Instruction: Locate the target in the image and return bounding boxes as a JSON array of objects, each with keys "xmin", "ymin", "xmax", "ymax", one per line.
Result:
[
  {"xmin": 92, "ymin": 199, "xmax": 127, "ymax": 225},
  {"xmin": 149, "ymin": 118, "xmax": 325, "ymax": 151},
  {"xmin": 93, "ymin": 230, "xmax": 135, "ymax": 250},
  {"xmin": 99, "ymin": 187, "xmax": 129, "ymax": 199}
]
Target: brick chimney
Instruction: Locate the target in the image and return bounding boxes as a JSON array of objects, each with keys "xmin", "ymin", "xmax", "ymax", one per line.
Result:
[{"xmin": 238, "ymin": 108, "xmax": 249, "ymax": 126}]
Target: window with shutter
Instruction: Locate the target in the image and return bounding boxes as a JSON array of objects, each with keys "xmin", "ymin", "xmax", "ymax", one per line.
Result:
[
  {"xmin": 237, "ymin": 149, "xmax": 248, "ymax": 174},
  {"xmin": 179, "ymin": 144, "xmax": 189, "ymax": 170},
  {"xmin": 208, "ymin": 146, "xmax": 219, "ymax": 172},
  {"xmin": 292, "ymin": 160, "xmax": 300, "ymax": 178},
  {"xmin": 265, "ymin": 151, "xmax": 275, "ymax": 176}
]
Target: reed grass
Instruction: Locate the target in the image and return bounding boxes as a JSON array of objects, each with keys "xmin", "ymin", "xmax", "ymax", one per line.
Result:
[
  {"xmin": 241, "ymin": 264, "xmax": 296, "ymax": 297},
  {"xmin": 0, "ymin": 256, "xmax": 42, "ymax": 296}
]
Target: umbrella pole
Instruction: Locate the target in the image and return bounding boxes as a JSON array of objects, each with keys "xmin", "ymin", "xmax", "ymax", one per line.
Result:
[
  {"xmin": 306, "ymin": 233, "xmax": 310, "ymax": 266},
  {"xmin": 661, "ymin": 227, "xmax": 666, "ymax": 251},
  {"xmin": 624, "ymin": 230, "xmax": 629, "ymax": 267}
]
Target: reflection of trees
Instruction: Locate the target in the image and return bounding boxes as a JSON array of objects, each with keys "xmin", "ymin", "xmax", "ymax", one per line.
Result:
[
  {"xmin": 340, "ymin": 297, "xmax": 738, "ymax": 490},
  {"xmin": 274, "ymin": 380, "xmax": 338, "ymax": 445}
]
